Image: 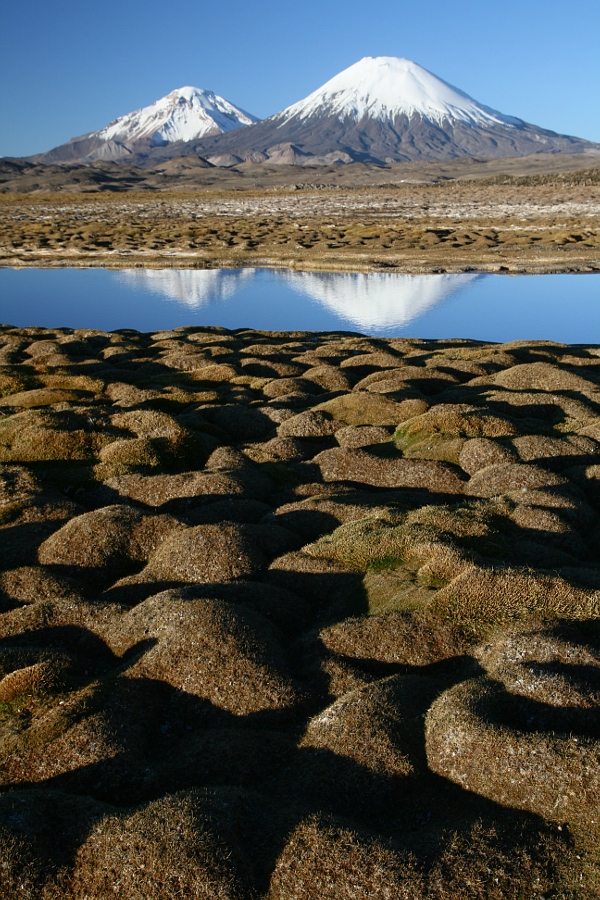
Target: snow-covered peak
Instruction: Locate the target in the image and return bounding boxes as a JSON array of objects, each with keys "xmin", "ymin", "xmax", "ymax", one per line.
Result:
[
  {"xmin": 95, "ymin": 87, "xmax": 259, "ymax": 145},
  {"xmin": 276, "ymin": 57, "xmax": 522, "ymax": 128}
]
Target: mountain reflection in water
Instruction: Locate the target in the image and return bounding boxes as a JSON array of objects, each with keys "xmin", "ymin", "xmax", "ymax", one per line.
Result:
[
  {"xmin": 2, "ymin": 268, "xmax": 596, "ymax": 341},
  {"xmin": 117, "ymin": 268, "xmax": 479, "ymax": 331},
  {"xmin": 117, "ymin": 268, "xmax": 255, "ymax": 308},
  {"xmin": 282, "ymin": 271, "xmax": 480, "ymax": 330}
]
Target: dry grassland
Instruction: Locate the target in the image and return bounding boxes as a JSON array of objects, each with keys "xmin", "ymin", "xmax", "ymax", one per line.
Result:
[
  {"xmin": 1, "ymin": 175, "xmax": 599, "ymax": 273},
  {"xmin": 0, "ymin": 323, "xmax": 600, "ymax": 896}
]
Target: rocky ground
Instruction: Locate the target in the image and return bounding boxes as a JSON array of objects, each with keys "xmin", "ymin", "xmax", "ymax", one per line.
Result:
[
  {"xmin": 0, "ymin": 323, "xmax": 600, "ymax": 897},
  {"xmin": 1, "ymin": 171, "xmax": 599, "ymax": 273}
]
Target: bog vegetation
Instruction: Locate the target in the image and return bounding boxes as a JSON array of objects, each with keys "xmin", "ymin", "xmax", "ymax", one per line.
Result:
[{"xmin": 0, "ymin": 324, "xmax": 599, "ymax": 896}]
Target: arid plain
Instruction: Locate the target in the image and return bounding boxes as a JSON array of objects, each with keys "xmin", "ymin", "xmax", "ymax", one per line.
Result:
[{"xmin": 1, "ymin": 156, "xmax": 599, "ymax": 274}]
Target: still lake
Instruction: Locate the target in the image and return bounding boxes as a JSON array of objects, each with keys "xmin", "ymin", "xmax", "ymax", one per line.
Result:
[{"xmin": 0, "ymin": 268, "xmax": 598, "ymax": 342}]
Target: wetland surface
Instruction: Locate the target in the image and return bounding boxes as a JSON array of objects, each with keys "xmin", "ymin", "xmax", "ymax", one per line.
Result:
[
  {"xmin": 2, "ymin": 178, "xmax": 599, "ymax": 274},
  {"xmin": 0, "ymin": 267, "xmax": 598, "ymax": 341},
  {"xmin": 0, "ymin": 322, "xmax": 599, "ymax": 896}
]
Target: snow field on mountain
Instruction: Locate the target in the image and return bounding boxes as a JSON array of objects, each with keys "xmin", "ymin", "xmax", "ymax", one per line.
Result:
[
  {"xmin": 277, "ymin": 57, "xmax": 523, "ymax": 127},
  {"xmin": 97, "ymin": 86, "xmax": 258, "ymax": 145}
]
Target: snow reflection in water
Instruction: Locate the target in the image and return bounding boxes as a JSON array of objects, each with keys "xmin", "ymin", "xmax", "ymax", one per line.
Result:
[
  {"xmin": 117, "ymin": 268, "xmax": 479, "ymax": 331},
  {"xmin": 118, "ymin": 268, "xmax": 255, "ymax": 308},
  {"xmin": 1, "ymin": 268, "xmax": 597, "ymax": 342},
  {"xmin": 281, "ymin": 271, "xmax": 480, "ymax": 330}
]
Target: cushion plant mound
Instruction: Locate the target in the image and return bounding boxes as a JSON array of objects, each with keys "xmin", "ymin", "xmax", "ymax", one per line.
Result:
[
  {"xmin": 0, "ymin": 323, "xmax": 599, "ymax": 896},
  {"xmin": 490, "ymin": 361, "xmax": 600, "ymax": 394},
  {"xmin": 395, "ymin": 404, "xmax": 518, "ymax": 448},
  {"xmin": 430, "ymin": 564, "xmax": 600, "ymax": 637},
  {"xmin": 259, "ymin": 435, "xmax": 309, "ymax": 462},
  {"xmin": 0, "ymin": 660, "xmax": 64, "ymax": 703},
  {"xmin": 458, "ymin": 437, "xmax": 518, "ymax": 475},
  {"xmin": 335, "ymin": 424, "xmax": 394, "ymax": 448},
  {"xmin": 0, "ymin": 388, "xmax": 95, "ymax": 410},
  {"xmin": 0, "ymin": 566, "xmax": 83, "ymax": 607},
  {"xmin": 270, "ymin": 493, "xmax": 392, "ymax": 541},
  {"xmin": 103, "ymin": 470, "xmax": 238, "ymax": 507},
  {"xmin": 277, "ymin": 409, "xmax": 338, "ymax": 438},
  {"xmin": 0, "ymin": 409, "xmax": 102, "ymax": 463},
  {"xmin": 0, "ymin": 464, "xmax": 43, "ymax": 506},
  {"xmin": 314, "ymin": 392, "xmax": 409, "ymax": 426},
  {"xmin": 70, "ymin": 789, "xmax": 254, "ymax": 900},
  {"xmin": 267, "ymin": 815, "xmax": 424, "ymax": 900},
  {"xmin": 464, "ymin": 462, "xmax": 566, "ymax": 497},
  {"xmin": 340, "ymin": 350, "xmax": 404, "ymax": 371},
  {"xmin": 300, "ymin": 674, "xmax": 442, "ymax": 782},
  {"xmin": 474, "ymin": 624, "xmax": 600, "ymax": 708},
  {"xmin": 37, "ymin": 505, "xmax": 179, "ymax": 584},
  {"xmin": 425, "ymin": 677, "xmax": 600, "ymax": 826},
  {"xmin": 319, "ymin": 610, "xmax": 467, "ymax": 666},
  {"xmin": 314, "ymin": 447, "xmax": 466, "ymax": 493},
  {"xmin": 485, "ymin": 387, "xmax": 597, "ymax": 427},
  {"xmin": 0, "ymin": 788, "xmax": 107, "ymax": 899},
  {"xmin": 511, "ymin": 433, "xmax": 599, "ymax": 468},
  {"xmin": 301, "ymin": 365, "xmax": 353, "ymax": 392},
  {"xmin": 0, "ymin": 678, "xmax": 173, "ymax": 800},
  {"xmin": 142, "ymin": 522, "xmax": 267, "ymax": 583},
  {"xmin": 355, "ymin": 365, "xmax": 458, "ymax": 395},
  {"xmin": 94, "ymin": 437, "xmax": 164, "ymax": 479},
  {"xmin": 112, "ymin": 591, "xmax": 301, "ymax": 714}
]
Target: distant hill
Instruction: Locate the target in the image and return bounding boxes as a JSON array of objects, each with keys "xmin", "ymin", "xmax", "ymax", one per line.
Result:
[{"xmin": 2, "ymin": 153, "xmax": 600, "ymax": 194}]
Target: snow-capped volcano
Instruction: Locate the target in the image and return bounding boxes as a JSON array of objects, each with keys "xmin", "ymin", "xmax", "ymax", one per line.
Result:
[
  {"xmin": 191, "ymin": 56, "xmax": 595, "ymax": 165},
  {"xmin": 31, "ymin": 87, "xmax": 258, "ymax": 164},
  {"xmin": 31, "ymin": 57, "xmax": 598, "ymax": 166},
  {"xmin": 277, "ymin": 57, "xmax": 520, "ymax": 129},
  {"xmin": 97, "ymin": 86, "xmax": 257, "ymax": 145}
]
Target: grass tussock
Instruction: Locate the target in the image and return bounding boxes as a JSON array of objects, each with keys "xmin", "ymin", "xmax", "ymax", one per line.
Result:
[{"xmin": 0, "ymin": 323, "xmax": 599, "ymax": 894}]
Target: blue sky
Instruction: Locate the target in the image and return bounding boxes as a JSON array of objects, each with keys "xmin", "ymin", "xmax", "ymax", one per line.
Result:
[{"xmin": 1, "ymin": 0, "xmax": 599, "ymax": 157}]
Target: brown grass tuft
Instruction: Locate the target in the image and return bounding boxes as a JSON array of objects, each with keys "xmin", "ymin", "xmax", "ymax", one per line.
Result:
[
  {"xmin": 431, "ymin": 564, "xmax": 600, "ymax": 636},
  {"xmin": 425, "ymin": 677, "xmax": 600, "ymax": 827},
  {"xmin": 267, "ymin": 815, "xmax": 424, "ymax": 900},
  {"xmin": 114, "ymin": 591, "xmax": 300, "ymax": 714}
]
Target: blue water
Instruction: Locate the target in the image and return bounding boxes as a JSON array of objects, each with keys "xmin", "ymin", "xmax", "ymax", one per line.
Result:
[{"xmin": 0, "ymin": 267, "xmax": 598, "ymax": 342}]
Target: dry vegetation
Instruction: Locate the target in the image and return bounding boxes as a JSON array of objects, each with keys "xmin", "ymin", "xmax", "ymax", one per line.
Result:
[
  {"xmin": 0, "ymin": 323, "xmax": 600, "ymax": 896},
  {"xmin": 1, "ymin": 172, "xmax": 599, "ymax": 273}
]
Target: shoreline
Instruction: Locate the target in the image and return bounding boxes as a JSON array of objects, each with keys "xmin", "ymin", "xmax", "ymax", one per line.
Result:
[{"xmin": 2, "ymin": 250, "xmax": 599, "ymax": 275}]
